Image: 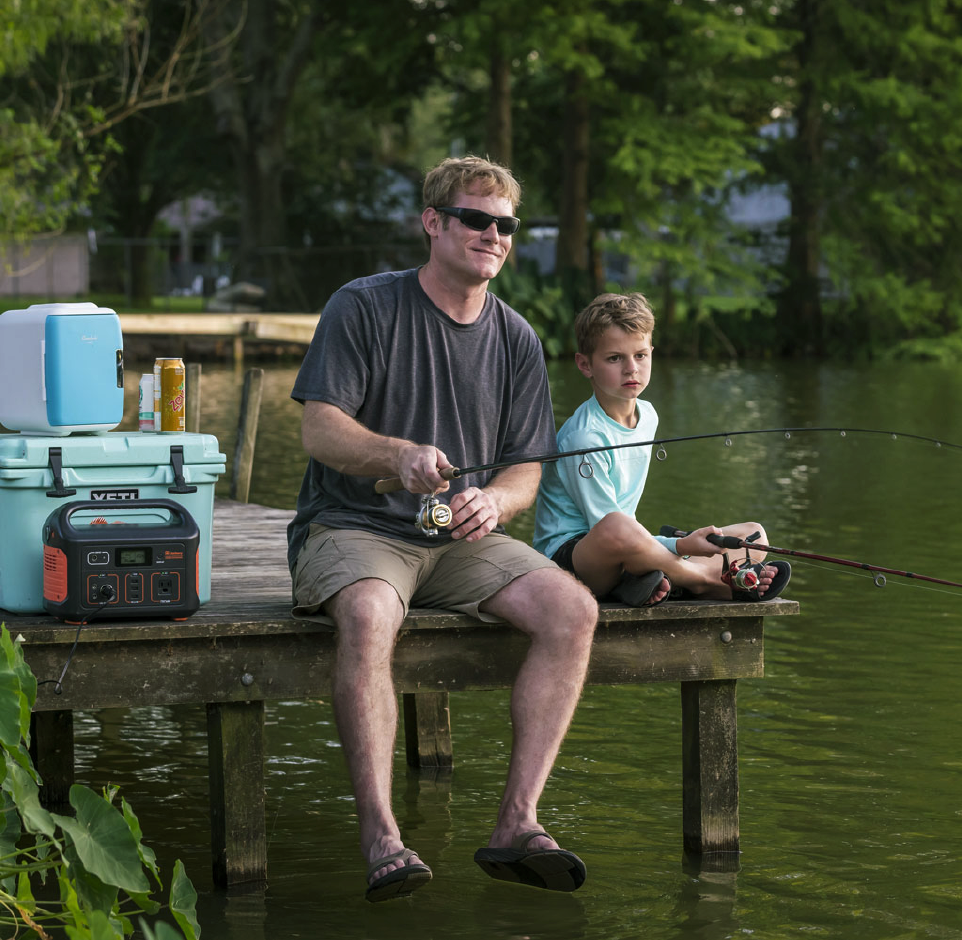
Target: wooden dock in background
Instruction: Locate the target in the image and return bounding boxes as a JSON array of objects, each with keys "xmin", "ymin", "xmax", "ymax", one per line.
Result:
[
  {"xmin": 4, "ymin": 498, "xmax": 799, "ymax": 886},
  {"xmin": 119, "ymin": 312, "xmax": 318, "ymax": 360}
]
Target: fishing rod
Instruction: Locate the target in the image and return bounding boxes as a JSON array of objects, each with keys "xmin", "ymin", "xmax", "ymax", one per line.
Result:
[
  {"xmin": 373, "ymin": 425, "xmax": 962, "ymax": 494},
  {"xmin": 661, "ymin": 525, "xmax": 962, "ymax": 590}
]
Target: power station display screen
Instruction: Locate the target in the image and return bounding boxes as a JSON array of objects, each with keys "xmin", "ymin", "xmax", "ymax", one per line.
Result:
[{"xmin": 117, "ymin": 547, "xmax": 152, "ymax": 567}]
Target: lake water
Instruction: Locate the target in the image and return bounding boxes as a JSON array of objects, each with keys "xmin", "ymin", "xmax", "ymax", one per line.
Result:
[{"xmin": 79, "ymin": 356, "xmax": 962, "ymax": 939}]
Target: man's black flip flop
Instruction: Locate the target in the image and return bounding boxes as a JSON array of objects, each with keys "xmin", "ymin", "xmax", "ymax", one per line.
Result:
[{"xmin": 474, "ymin": 830, "xmax": 586, "ymax": 892}]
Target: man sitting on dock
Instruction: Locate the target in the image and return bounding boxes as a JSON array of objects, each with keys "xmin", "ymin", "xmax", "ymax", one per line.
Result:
[{"xmin": 287, "ymin": 155, "xmax": 598, "ymax": 902}]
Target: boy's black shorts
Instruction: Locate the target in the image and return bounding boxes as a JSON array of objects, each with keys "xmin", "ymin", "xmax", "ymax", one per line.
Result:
[{"xmin": 551, "ymin": 535, "xmax": 586, "ymax": 574}]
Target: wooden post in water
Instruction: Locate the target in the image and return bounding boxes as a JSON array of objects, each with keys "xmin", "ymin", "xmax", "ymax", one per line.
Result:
[
  {"xmin": 186, "ymin": 362, "xmax": 202, "ymax": 433},
  {"xmin": 29, "ymin": 711, "xmax": 74, "ymax": 806},
  {"xmin": 680, "ymin": 679, "xmax": 740, "ymax": 858},
  {"xmin": 403, "ymin": 691, "xmax": 453, "ymax": 769},
  {"xmin": 230, "ymin": 368, "xmax": 264, "ymax": 504},
  {"xmin": 207, "ymin": 701, "xmax": 267, "ymax": 886}
]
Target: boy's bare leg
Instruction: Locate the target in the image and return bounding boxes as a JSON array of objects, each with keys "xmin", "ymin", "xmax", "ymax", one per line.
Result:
[
  {"xmin": 477, "ymin": 567, "xmax": 598, "ymax": 851},
  {"xmin": 325, "ymin": 579, "xmax": 419, "ymax": 884},
  {"xmin": 572, "ymin": 513, "xmax": 778, "ymax": 599}
]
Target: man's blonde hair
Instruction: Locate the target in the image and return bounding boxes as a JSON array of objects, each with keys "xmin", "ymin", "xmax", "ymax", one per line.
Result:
[
  {"xmin": 422, "ymin": 155, "xmax": 522, "ymax": 213},
  {"xmin": 574, "ymin": 292, "xmax": 655, "ymax": 356}
]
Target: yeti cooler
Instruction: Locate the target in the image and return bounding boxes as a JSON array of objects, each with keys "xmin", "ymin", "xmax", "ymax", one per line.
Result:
[
  {"xmin": 0, "ymin": 432, "xmax": 225, "ymax": 614},
  {"xmin": 0, "ymin": 302, "xmax": 124, "ymax": 435}
]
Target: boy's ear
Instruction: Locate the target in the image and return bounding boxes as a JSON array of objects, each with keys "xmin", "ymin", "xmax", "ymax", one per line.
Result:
[{"xmin": 574, "ymin": 352, "xmax": 592, "ymax": 378}]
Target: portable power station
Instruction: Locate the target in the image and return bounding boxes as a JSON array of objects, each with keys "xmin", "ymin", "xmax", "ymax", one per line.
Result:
[{"xmin": 42, "ymin": 498, "xmax": 201, "ymax": 623}]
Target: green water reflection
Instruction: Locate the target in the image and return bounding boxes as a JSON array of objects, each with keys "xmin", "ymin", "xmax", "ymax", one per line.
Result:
[{"xmin": 92, "ymin": 357, "xmax": 962, "ymax": 939}]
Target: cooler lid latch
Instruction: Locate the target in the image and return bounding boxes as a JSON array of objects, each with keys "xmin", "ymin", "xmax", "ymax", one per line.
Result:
[
  {"xmin": 168, "ymin": 445, "xmax": 198, "ymax": 494},
  {"xmin": 46, "ymin": 447, "xmax": 78, "ymax": 498}
]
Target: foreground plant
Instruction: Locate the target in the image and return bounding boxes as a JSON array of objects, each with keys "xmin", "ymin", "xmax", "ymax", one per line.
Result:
[{"xmin": 0, "ymin": 624, "xmax": 200, "ymax": 939}]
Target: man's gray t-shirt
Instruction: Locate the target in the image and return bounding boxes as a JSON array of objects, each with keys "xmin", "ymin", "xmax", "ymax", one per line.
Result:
[{"xmin": 287, "ymin": 268, "xmax": 556, "ymax": 569}]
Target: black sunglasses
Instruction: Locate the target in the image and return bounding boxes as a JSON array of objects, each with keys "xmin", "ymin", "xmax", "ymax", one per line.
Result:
[{"xmin": 434, "ymin": 206, "xmax": 521, "ymax": 236}]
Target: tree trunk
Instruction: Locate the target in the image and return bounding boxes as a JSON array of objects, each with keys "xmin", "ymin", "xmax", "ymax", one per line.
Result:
[
  {"xmin": 780, "ymin": 0, "xmax": 824, "ymax": 356},
  {"xmin": 556, "ymin": 68, "xmax": 591, "ymax": 310},
  {"xmin": 204, "ymin": 0, "xmax": 322, "ymax": 310},
  {"xmin": 486, "ymin": 42, "xmax": 512, "ymax": 168}
]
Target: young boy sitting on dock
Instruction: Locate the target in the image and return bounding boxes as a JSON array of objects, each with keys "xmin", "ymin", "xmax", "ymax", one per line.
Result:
[{"xmin": 533, "ymin": 292, "xmax": 790, "ymax": 607}]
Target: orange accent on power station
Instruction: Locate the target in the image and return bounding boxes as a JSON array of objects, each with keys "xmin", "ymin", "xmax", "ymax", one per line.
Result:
[{"xmin": 43, "ymin": 545, "xmax": 68, "ymax": 603}]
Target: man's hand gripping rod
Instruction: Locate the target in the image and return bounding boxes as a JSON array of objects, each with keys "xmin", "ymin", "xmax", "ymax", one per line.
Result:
[{"xmin": 374, "ymin": 472, "xmax": 458, "ymax": 537}]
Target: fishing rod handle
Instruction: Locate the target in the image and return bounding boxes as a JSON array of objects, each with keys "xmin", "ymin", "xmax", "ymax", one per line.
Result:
[
  {"xmin": 374, "ymin": 466, "xmax": 459, "ymax": 494},
  {"xmin": 659, "ymin": 524, "xmax": 744, "ymax": 549}
]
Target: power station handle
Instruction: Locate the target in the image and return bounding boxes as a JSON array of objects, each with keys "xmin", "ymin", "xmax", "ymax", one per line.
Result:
[{"xmin": 55, "ymin": 498, "xmax": 195, "ymax": 535}]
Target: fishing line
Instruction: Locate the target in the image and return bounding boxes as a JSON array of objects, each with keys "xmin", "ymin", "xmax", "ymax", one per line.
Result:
[{"xmin": 374, "ymin": 425, "xmax": 962, "ymax": 493}]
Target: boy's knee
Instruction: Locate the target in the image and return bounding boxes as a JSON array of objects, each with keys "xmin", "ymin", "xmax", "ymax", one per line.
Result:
[{"xmin": 596, "ymin": 512, "xmax": 648, "ymax": 551}]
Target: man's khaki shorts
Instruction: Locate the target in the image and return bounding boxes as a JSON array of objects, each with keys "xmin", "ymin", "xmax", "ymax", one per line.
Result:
[{"xmin": 292, "ymin": 524, "xmax": 558, "ymax": 622}]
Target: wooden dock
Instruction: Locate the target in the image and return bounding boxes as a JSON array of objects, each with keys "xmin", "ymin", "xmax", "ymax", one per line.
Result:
[
  {"xmin": 119, "ymin": 312, "xmax": 318, "ymax": 360},
  {"xmin": 4, "ymin": 499, "xmax": 799, "ymax": 886}
]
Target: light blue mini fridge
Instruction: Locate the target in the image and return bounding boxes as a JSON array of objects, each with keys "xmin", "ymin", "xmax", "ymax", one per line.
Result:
[{"xmin": 0, "ymin": 302, "xmax": 124, "ymax": 435}]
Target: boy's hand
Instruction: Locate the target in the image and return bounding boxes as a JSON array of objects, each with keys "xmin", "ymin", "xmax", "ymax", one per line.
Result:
[{"xmin": 677, "ymin": 525, "xmax": 726, "ymax": 557}]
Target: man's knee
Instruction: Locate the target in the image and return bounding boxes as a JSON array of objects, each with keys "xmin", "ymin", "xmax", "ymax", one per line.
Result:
[
  {"xmin": 328, "ymin": 579, "xmax": 405, "ymax": 645},
  {"xmin": 536, "ymin": 571, "xmax": 598, "ymax": 646}
]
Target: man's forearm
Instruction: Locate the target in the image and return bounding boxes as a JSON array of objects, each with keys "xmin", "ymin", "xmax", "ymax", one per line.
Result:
[
  {"xmin": 301, "ymin": 400, "xmax": 410, "ymax": 478},
  {"xmin": 483, "ymin": 462, "xmax": 542, "ymax": 525}
]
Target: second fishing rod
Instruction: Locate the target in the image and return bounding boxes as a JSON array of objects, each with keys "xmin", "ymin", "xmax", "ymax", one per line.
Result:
[{"xmin": 660, "ymin": 526, "xmax": 962, "ymax": 590}]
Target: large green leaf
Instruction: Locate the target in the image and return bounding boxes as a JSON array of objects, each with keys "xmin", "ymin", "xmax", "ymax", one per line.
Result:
[
  {"xmin": 62, "ymin": 833, "xmax": 121, "ymax": 918},
  {"xmin": 169, "ymin": 859, "xmax": 200, "ymax": 940},
  {"xmin": 121, "ymin": 794, "xmax": 160, "ymax": 883},
  {"xmin": 140, "ymin": 919, "xmax": 190, "ymax": 940},
  {"xmin": 60, "ymin": 785, "xmax": 150, "ymax": 894},
  {"xmin": 0, "ymin": 788, "xmax": 22, "ymax": 863},
  {"xmin": 64, "ymin": 906, "xmax": 124, "ymax": 940},
  {"xmin": 4, "ymin": 760, "xmax": 57, "ymax": 838},
  {"xmin": 0, "ymin": 627, "xmax": 29, "ymax": 748}
]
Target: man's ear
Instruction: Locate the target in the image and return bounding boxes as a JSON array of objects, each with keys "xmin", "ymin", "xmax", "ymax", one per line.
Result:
[
  {"xmin": 422, "ymin": 206, "xmax": 441, "ymax": 238},
  {"xmin": 574, "ymin": 352, "xmax": 592, "ymax": 379}
]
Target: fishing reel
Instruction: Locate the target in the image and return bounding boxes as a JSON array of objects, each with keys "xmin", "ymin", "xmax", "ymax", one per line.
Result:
[
  {"xmin": 415, "ymin": 494, "xmax": 452, "ymax": 537},
  {"xmin": 721, "ymin": 531, "xmax": 764, "ymax": 593}
]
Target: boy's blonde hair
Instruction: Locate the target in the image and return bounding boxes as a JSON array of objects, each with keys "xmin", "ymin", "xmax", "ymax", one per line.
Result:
[
  {"xmin": 574, "ymin": 292, "xmax": 655, "ymax": 356},
  {"xmin": 422, "ymin": 155, "xmax": 522, "ymax": 214}
]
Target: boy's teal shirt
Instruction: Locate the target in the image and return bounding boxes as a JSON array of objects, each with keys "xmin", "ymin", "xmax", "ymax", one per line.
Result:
[{"xmin": 533, "ymin": 394, "xmax": 678, "ymax": 559}]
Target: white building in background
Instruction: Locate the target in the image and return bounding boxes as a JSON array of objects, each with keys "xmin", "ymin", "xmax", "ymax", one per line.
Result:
[{"xmin": 0, "ymin": 235, "xmax": 90, "ymax": 297}]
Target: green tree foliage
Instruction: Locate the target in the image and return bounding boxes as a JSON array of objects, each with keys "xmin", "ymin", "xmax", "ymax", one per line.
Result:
[
  {"xmin": 0, "ymin": 0, "xmax": 126, "ymax": 236},
  {"xmin": 0, "ymin": 624, "xmax": 199, "ymax": 939},
  {"xmin": 8, "ymin": 0, "xmax": 962, "ymax": 358},
  {"xmin": 768, "ymin": 0, "xmax": 962, "ymax": 358},
  {"xmin": 203, "ymin": 0, "xmax": 443, "ymax": 309},
  {"xmin": 1, "ymin": 0, "xmax": 232, "ymax": 242},
  {"xmin": 435, "ymin": 0, "xmax": 788, "ymax": 353}
]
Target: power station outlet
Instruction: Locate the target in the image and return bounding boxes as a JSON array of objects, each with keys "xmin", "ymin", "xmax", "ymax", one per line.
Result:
[{"xmin": 153, "ymin": 573, "xmax": 180, "ymax": 602}]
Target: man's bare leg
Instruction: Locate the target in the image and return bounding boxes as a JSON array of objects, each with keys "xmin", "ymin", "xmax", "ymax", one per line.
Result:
[
  {"xmin": 477, "ymin": 567, "xmax": 598, "ymax": 854},
  {"xmin": 325, "ymin": 579, "xmax": 423, "ymax": 885}
]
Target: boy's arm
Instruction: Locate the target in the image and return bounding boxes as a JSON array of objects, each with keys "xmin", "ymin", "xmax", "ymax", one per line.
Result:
[
  {"xmin": 555, "ymin": 441, "xmax": 680, "ymax": 553},
  {"xmin": 556, "ymin": 450, "xmax": 623, "ymax": 527}
]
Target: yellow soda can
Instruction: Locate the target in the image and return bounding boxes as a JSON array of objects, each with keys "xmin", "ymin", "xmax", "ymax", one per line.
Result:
[{"xmin": 160, "ymin": 358, "xmax": 186, "ymax": 432}]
